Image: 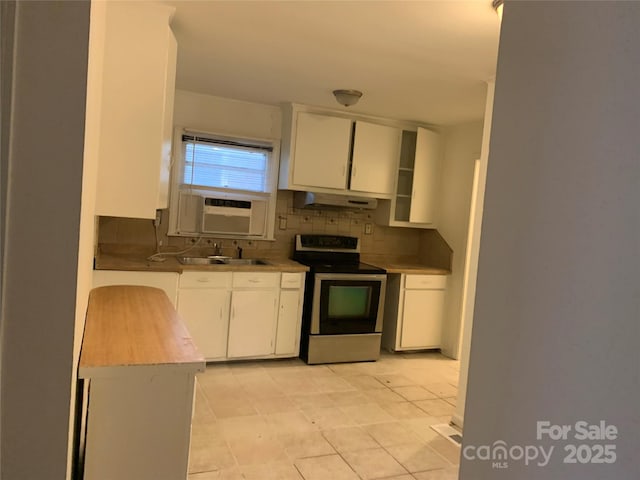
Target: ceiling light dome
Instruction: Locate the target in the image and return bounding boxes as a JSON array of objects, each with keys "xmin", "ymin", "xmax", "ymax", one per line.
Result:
[{"xmin": 333, "ymin": 89, "xmax": 363, "ymax": 107}]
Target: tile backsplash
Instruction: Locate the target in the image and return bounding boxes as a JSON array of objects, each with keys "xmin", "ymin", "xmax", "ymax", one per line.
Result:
[{"xmin": 98, "ymin": 191, "xmax": 452, "ymax": 269}]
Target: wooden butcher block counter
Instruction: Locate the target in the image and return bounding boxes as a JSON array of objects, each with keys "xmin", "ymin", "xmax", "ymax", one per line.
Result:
[
  {"xmin": 80, "ymin": 285, "xmax": 204, "ymax": 375},
  {"xmin": 79, "ymin": 286, "xmax": 205, "ymax": 480}
]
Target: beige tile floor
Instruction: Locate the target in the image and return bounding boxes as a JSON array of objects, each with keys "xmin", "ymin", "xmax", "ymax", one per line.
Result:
[{"xmin": 189, "ymin": 351, "xmax": 461, "ymax": 480}]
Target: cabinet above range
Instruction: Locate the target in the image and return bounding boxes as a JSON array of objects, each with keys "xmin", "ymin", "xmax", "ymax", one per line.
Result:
[
  {"xmin": 278, "ymin": 104, "xmax": 442, "ymax": 229},
  {"xmin": 279, "ymin": 104, "xmax": 402, "ymax": 198},
  {"xmin": 376, "ymin": 127, "xmax": 442, "ymax": 229}
]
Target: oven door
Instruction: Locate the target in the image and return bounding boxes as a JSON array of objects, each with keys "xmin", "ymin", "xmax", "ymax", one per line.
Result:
[{"xmin": 310, "ymin": 273, "xmax": 386, "ymax": 335}]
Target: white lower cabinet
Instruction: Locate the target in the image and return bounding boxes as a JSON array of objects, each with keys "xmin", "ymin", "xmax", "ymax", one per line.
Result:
[
  {"xmin": 175, "ymin": 270, "xmax": 304, "ymax": 361},
  {"xmin": 275, "ymin": 273, "xmax": 305, "ymax": 355},
  {"xmin": 382, "ymin": 273, "xmax": 447, "ymax": 351},
  {"xmin": 176, "ymin": 272, "xmax": 232, "ymax": 360},
  {"xmin": 400, "ymin": 289, "xmax": 444, "ymax": 348},
  {"xmin": 276, "ymin": 290, "xmax": 301, "ymax": 355},
  {"xmin": 228, "ymin": 289, "xmax": 278, "ymax": 358}
]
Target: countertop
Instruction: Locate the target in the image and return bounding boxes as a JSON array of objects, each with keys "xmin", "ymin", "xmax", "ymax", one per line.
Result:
[
  {"xmin": 79, "ymin": 286, "xmax": 205, "ymax": 378},
  {"xmin": 370, "ymin": 262, "xmax": 450, "ymax": 275},
  {"xmin": 95, "ymin": 251, "xmax": 310, "ymax": 273},
  {"xmin": 95, "ymin": 251, "xmax": 449, "ymax": 276}
]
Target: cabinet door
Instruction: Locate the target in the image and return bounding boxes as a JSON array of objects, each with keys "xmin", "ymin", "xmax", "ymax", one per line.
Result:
[
  {"xmin": 275, "ymin": 290, "xmax": 301, "ymax": 355},
  {"xmin": 292, "ymin": 112, "xmax": 352, "ymax": 189},
  {"xmin": 400, "ymin": 289, "xmax": 444, "ymax": 349},
  {"xmin": 227, "ymin": 290, "xmax": 278, "ymax": 358},
  {"xmin": 350, "ymin": 121, "xmax": 400, "ymax": 195},
  {"xmin": 410, "ymin": 128, "xmax": 441, "ymax": 224},
  {"xmin": 95, "ymin": 3, "xmax": 176, "ymax": 219},
  {"xmin": 177, "ymin": 289, "xmax": 230, "ymax": 360},
  {"xmin": 157, "ymin": 28, "xmax": 177, "ymax": 209},
  {"xmin": 83, "ymin": 373, "xmax": 196, "ymax": 480}
]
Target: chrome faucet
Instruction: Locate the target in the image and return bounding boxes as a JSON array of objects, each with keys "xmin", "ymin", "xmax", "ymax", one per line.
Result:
[
  {"xmin": 212, "ymin": 241, "xmax": 223, "ymax": 256},
  {"xmin": 236, "ymin": 245, "xmax": 243, "ymax": 259}
]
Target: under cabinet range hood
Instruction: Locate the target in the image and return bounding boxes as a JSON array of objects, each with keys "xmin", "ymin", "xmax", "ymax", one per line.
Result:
[{"xmin": 294, "ymin": 191, "xmax": 378, "ymax": 210}]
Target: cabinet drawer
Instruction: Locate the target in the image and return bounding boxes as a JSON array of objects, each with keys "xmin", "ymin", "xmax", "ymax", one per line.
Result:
[
  {"xmin": 404, "ymin": 274, "xmax": 447, "ymax": 290},
  {"xmin": 233, "ymin": 272, "xmax": 279, "ymax": 288},
  {"xmin": 281, "ymin": 272, "xmax": 303, "ymax": 289},
  {"xmin": 179, "ymin": 272, "xmax": 232, "ymax": 288}
]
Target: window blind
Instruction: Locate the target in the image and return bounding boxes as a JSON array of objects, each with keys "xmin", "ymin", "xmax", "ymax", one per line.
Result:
[{"xmin": 181, "ymin": 134, "xmax": 272, "ymax": 193}]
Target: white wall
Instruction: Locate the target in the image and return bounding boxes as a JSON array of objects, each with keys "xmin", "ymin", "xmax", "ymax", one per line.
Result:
[
  {"xmin": 453, "ymin": 81, "xmax": 495, "ymax": 429},
  {"xmin": 461, "ymin": 3, "xmax": 639, "ymax": 479},
  {"xmin": 1, "ymin": 2, "xmax": 91, "ymax": 478},
  {"xmin": 173, "ymin": 89, "xmax": 281, "ymax": 140},
  {"xmin": 66, "ymin": 0, "xmax": 105, "ymax": 475},
  {"xmin": 438, "ymin": 121, "xmax": 484, "ymax": 358}
]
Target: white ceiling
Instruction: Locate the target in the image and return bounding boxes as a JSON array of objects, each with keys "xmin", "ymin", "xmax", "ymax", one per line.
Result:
[{"xmin": 160, "ymin": 1, "xmax": 501, "ymax": 126}]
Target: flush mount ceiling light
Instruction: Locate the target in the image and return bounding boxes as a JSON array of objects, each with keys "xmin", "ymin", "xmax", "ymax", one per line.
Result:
[
  {"xmin": 492, "ymin": 0, "xmax": 504, "ymax": 20},
  {"xmin": 333, "ymin": 89, "xmax": 363, "ymax": 107}
]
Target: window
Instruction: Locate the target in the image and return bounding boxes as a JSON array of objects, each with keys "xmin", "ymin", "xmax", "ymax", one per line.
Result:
[
  {"xmin": 181, "ymin": 135, "xmax": 271, "ymax": 193},
  {"xmin": 168, "ymin": 129, "xmax": 279, "ymax": 240}
]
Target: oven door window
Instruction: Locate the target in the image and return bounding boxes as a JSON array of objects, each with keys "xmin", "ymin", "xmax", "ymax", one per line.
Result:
[
  {"xmin": 328, "ymin": 285, "xmax": 371, "ymax": 318},
  {"xmin": 318, "ymin": 280, "xmax": 381, "ymax": 334}
]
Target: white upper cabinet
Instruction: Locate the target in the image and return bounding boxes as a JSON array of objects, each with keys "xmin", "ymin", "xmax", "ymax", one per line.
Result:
[
  {"xmin": 279, "ymin": 105, "xmax": 400, "ymax": 198},
  {"xmin": 350, "ymin": 121, "xmax": 401, "ymax": 196},
  {"xmin": 410, "ymin": 128, "xmax": 441, "ymax": 224},
  {"xmin": 376, "ymin": 127, "xmax": 442, "ymax": 229},
  {"xmin": 94, "ymin": 2, "xmax": 177, "ymax": 219},
  {"xmin": 158, "ymin": 32, "xmax": 178, "ymax": 210},
  {"xmin": 291, "ymin": 112, "xmax": 352, "ymax": 190}
]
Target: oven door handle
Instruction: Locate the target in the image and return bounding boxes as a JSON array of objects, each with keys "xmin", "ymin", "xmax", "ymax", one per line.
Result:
[{"xmin": 313, "ymin": 273, "xmax": 386, "ymax": 282}]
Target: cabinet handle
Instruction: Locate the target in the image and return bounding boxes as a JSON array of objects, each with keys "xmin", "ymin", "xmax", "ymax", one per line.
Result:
[
  {"xmin": 352, "ymin": 165, "xmax": 357, "ymax": 178},
  {"xmin": 342, "ymin": 165, "xmax": 346, "ymax": 177},
  {"xmin": 197, "ymin": 278, "xmax": 209, "ymax": 283},
  {"xmin": 248, "ymin": 279, "xmax": 260, "ymax": 284}
]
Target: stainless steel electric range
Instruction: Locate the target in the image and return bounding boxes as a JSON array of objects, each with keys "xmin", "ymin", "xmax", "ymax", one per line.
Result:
[{"xmin": 293, "ymin": 234, "xmax": 386, "ymax": 364}]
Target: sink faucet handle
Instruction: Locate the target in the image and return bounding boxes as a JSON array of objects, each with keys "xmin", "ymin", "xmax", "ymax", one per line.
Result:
[{"xmin": 236, "ymin": 245, "xmax": 243, "ymax": 259}]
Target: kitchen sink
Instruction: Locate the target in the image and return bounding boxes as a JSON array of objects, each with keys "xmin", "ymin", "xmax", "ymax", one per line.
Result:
[
  {"xmin": 177, "ymin": 257, "xmax": 224, "ymax": 265},
  {"xmin": 220, "ymin": 258, "xmax": 270, "ymax": 265},
  {"xmin": 177, "ymin": 256, "xmax": 269, "ymax": 266}
]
